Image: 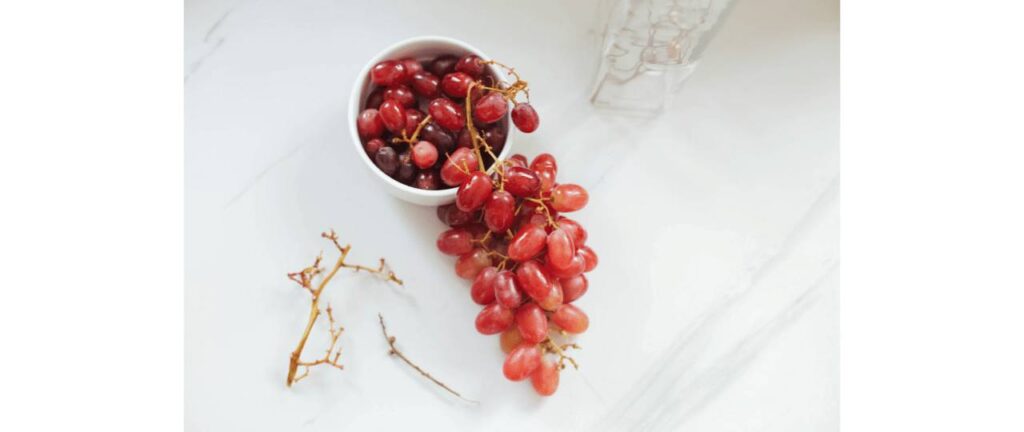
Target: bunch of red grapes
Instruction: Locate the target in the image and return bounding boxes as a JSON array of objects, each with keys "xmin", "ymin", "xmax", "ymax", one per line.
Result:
[
  {"xmin": 356, "ymin": 53, "xmax": 538, "ymax": 189},
  {"xmin": 436, "ymin": 152, "xmax": 596, "ymax": 396},
  {"xmin": 358, "ymin": 52, "xmax": 595, "ymax": 397}
]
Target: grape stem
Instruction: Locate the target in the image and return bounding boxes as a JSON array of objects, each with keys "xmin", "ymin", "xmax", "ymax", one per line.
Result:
[
  {"xmin": 286, "ymin": 230, "xmax": 403, "ymax": 387},
  {"xmin": 543, "ymin": 337, "xmax": 581, "ymax": 370},
  {"xmin": 378, "ymin": 314, "xmax": 477, "ymax": 403},
  {"xmin": 392, "ymin": 114, "xmax": 433, "ymax": 145}
]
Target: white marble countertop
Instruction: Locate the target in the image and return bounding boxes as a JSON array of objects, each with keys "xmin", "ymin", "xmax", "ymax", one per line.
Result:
[{"xmin": 185, "ymin": 0, "xmax": 838, "ymax": 430}]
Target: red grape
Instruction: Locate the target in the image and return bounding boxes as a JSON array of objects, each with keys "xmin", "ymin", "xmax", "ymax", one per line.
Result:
[
  {"xmin": 456, "ymin": 248, "xmax": 492, "ymax": 280},
  {"xmin": 370, "ymin": 60, "xmax": 407, "ymax": 87},
  {"xmin": 557, "ymin": 217, "xmax": 587, "ymax": 246},
  {"xmin": 400, "ymin": 58, "xmax": 423, "ymax": 76},
  {"xmin": 428, "ymin": 54, "xmax": 458, "ymax": 77},
  {"xmin": 512, "ymin": 103, "xmax": 540, "ymax": 133},
  {"xmin": 503, "ymin": 344, "xmax": 541, "ymax": 381},
  {"xmin": 551, "ymin": 184, "xmax": 589, "ymax": 212},
  {"xmin": 504, "ymin": 166, "xmax": 541, "ymax": 197},
  {"xmin": 456, "ymin": 171, "xmax": 493, "ymax": 212},
  {"xmin": 515, "ymin": 259, "xmax": 551, "ymax": 301},
  {"xmin": 508, "ymin": 224, "xmax": 547, "ymax": 262},
  {"xmin": 437, "ymin": 203, "xmax": 476, "ymax": 227},
  {"xmin": 379, "ymin": 100, "xmax": 407, "ymax": 135},
  {"xmin": 551, "ymin": 304, "xmax": 589, "ymax": 334},
  {"xmin": 508, "ymin": 154, "xmax": 529, "ymax": 168},
  {"xmin": 537, "ymin": 279, "xmax": 564, "ymax": 311},
  {"xmin": 578, "ymin": 245, "xmax": 598, "ymax": 272},
  {"xmin": 410, "ymin": 71, "xmax": 440, "ymax": 98},
  {"xmin": 531, "ymin": 153, "xmax": 557, "ymax": 170},
  {"xmin": 404, "ymin": 109, "xmax": 425, "ymax": 135},
  {"xmin": 441, "ymin": 72, "xmax": 475, "ymax": 98},
  {"xmin": 560, "ymin": 274, "xmax": 588, "ymax": 303},
  {"xmin": 515, "ymin": 302, "xmax": 548, "ymax": 344},
  {"xmin": 428, "ymin": 98, "xmax": 465, "ymax": 132},
  {"xmin": 374, "ymin": 146, "xmax": 398, "ymax": 176},
  {"xmin": 493, "ymin": 270, "xmax": 522, "ymax": 308},
  {"xmin": 420, "ymin": 122, "xmax": 454, "ymax": 154},
  {"xmin": 474, "ymin": 92, "xmax": 508, "ymax": 124},
  {"xmin": 357, "ymin": 109, "xmax": 384, "ymax": 139},
  {"xmin": 414, "ymin": 171, "xmax": 439, "ymax": 190},
  {"xmin": 544, "ymin": 253, "xmax": 585, "ymax": 279},
  {"xmin": 500, "ymin": 328, "xmax": 523, "ymax": 353},
  {"xmin": 471, "ymin": 266, "xmax": 498, "ymax": 305},
  {"xmin": 475, "ymin": 303, "xmax": 514, "ymax": 335},
  {"xmin": 436, "ymin": 228, "xmax": 473, "ymax": 256},
  {"xmin": 411, "ymin": 141, "xmax": 438, "ymax": 169},
  {"xmin": 455, "ymin": 55, "xmax": 486, "ymax": 78},
  {"xmin": 534, "ymin": 164, "xmax": 557, "ymax": 192},
  {"xmin": 531, "ymin": 358, "xmax": 559, "ymax": 396},
  {"xmin": 363, "ymin": 137, "xmax": 385, "ymax": 157},
  {"xmin": 365, "ymin": 88, "xmax": 384, "ymax": 109},
  {"xmin": 456, "ymin": 128, "xmax": 473, "ymax": 149},
  {"xmin": 440, "ymin": 147, "xmax": 480, "ymax": 186},
  {"xmin": 395, "ymin": 150, "xmax": 416, "ymax": 184},
  {"xmin": 546, "ymin": 228, "xmax": 576, "ymax": 270},
  {"xmin": 483, "ymin": 190, "xmax": 516, "ymax": 232},
  {"xmin": 383, "ymin": 85, "xmax": 416, "ymax": 108}
]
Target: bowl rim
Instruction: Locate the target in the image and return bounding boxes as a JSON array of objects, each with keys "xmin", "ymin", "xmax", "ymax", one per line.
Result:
[{"xmin": 348, "ymin": 35, "xmax": 514, "ymax": 199}]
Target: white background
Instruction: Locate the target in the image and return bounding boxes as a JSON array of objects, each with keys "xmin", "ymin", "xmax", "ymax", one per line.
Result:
[{"xmin": 1, "ymin": 0, "xmax": 1023, "ymax": 431}]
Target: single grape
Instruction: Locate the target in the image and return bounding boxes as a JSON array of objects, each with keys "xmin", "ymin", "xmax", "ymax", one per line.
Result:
[
  {"xmin": 508, "ymin": 223, "xmax": 548, "ymax": 262},
  {"xmin": 455, "ymin": 248, "xmax": 492, "ymax": 280},
  {"xmin": 502, "ymin": 344, "xmax": 541, "ymax": 381},
  {"xmin": 374, "ymin": 146, "xmax": 398, "ymax": 176},
  {"xmin": 414, "ymin": 170, "xmax": 439, "ymax": 190},
  {"xmin": 578, "ymin": 245, "xmax": 599, "ymax": 272},
  {"xmin": 440, "ymin": 147, "xmax": 480, "ymax": 186},
  {"xmin": 508, "ymin": 154, "xmax": 529, "ymax": 168},
  {"xmin": 500, "ymin": 328, "xmax": 524, "ymax": 353},
  {"xmin": 370, "ymin": 60, "xmax": 407, "ymax": 87},
  {"xmin": 383, "ymin": 85, "xmax": 416, "ymax": 108},
  {"xmin": 515, "ymin": 302, "xmax": 548, "ymax": 344},
  {"xmin": 410, "ymin": 71, "xmax": 440, "ymax": 98},
  {"xmin": 436, "ymin": 228, "xmax": 474, "ymax": 256},
  {"xmin": 552, "ymin": 304, "xmax": 589, "ymax": 334},
  {"xmin": 456, "ymin": 128, "xmax": 473, "ymax": 149},
  {"xmin": 363, "ymin": 137, "xmax": 385, "ymax": 157},
  {"xmin": 561, "ymin": 274, "xmax": 588, "ymax": 303},
  {"xmin": 531, "ymin": 358, "xmax": 559, "ymax": 396},
  {"xmin": 455, "ymin": 54, "xmax": 486, "ymax": 78},
  {"xmin": 484, "ymin": 190, "xmax": 515, "ymax": 232},
  {"xmin": 456, "ymin": 171, "xmax": 493, "ymax": 212},
  {"xmin": 437, "ymin": 203, "xmax": 476, "ymax": 227},
  {"xmin": 545, "ymin": 253, "xmax": 585, "ymax": 279},
  {"xmin": 364, "ymin": 88, "xmax": 384, "ymax": 109},
  {"xmin": 470, "ymin": 266, "xmax": 498, "ymax": 305},
  {"xmin": 475, "ymin": 303, "xmax": 514, "ymax": 335},
  {"xmin": 420, "ymin": 122, "xmax": 455, "ymax": 155},
  {"xmin": 379, "ymin": 100, "xmax": 407, "ymax": 135},
  {"xmin": 511, "ymin": 103, "xmax": 540, "ymax": 133},
  {"xmin": 546, "ymin": 228, "xmax": 576, "ymax": 270},
  {"xmin": 534, "ymin": 164, "xmax": 557, "ymax": 192},
  {"xmin": 400, "ymin": 58, "xmax": 423, "ymax": 76},
  {"xmin": 404, "ymin": 109, "xmax": 425, "ymax": 136},
  {"xmin": 428, "ymin": 98, "xmax": 465, "ymax": 132},
  {"xmin": 441, "ymin": 72, "xmax": 475, "ymax": 98},
  {"xmin": 515, "ymin": 259, "xmax": 552, "ymax": 301},
  {"xmin": 493, "ymin": 270, "xmax": 522, "ymax": 308},
  {"xmin": 395, "ymin": 150, "xmax": 416, "ymax": 184},
  {"xmin": 551, "ymin": 184, "xmax": 589, "ymax": 212},
  {"xmin": 428, "ymin": 54, "xmax": 458, "ymax": 77},
  {"xmin": 356, "ymin": 109, "xmax": 384, "ymax": 139},
  {"xmin": 411, "ymin": 141, "xmax": 438, "ymax": 169},
  {"xmin": 482, "ymin": 125, "xmax": 506, "ymax": 152},
  {"xmin": 556, "ymin": 217, "xmax": 587, "ymax": 246},
  {"xmin": 504, "ymin": 166, "xmax": 541, "ymax": 197},
  {"xmin": 531, "ymin": 153, "xmax": 557, "ymax": 171},
  {"xmin": 474, "ymin": 92, "xmax": 508, "ymax": 124},
  {"xmin": 537, "ymin": 279, "xmax": 564, "ymax": 311}
]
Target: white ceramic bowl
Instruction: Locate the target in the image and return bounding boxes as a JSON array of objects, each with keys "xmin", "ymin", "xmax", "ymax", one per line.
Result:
[{"xmin": 349, "ymin": 36, "xmax": 514, "ymax": 206}]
